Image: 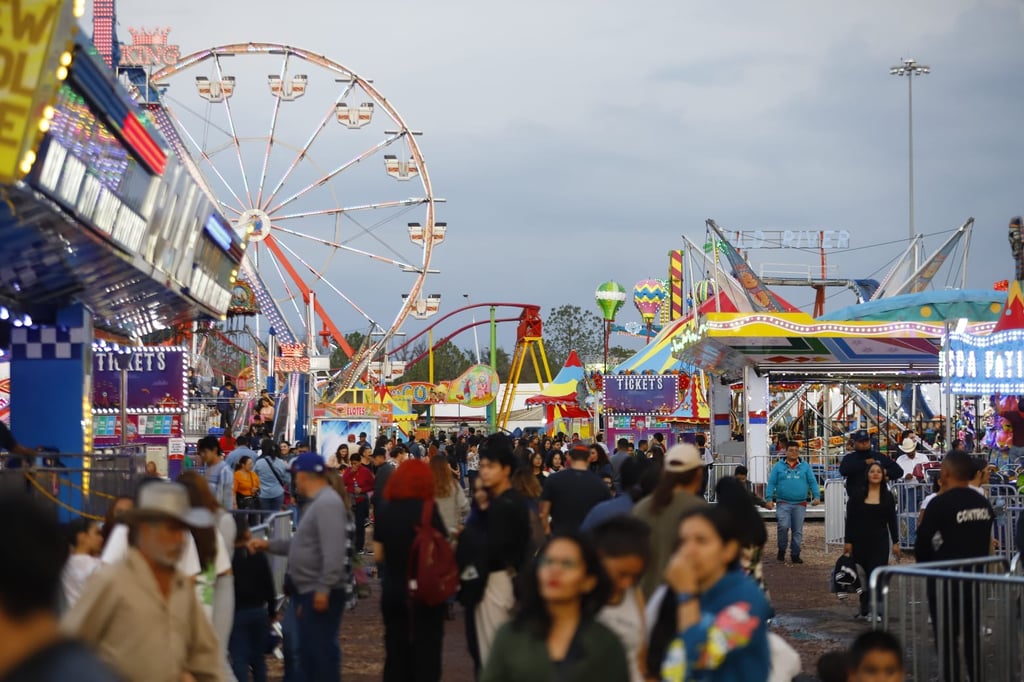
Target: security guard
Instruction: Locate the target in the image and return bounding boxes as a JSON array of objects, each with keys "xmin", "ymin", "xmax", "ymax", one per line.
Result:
[{"xmin": 839, "ymin": 430, "xmax": 903, "ymax": 494}]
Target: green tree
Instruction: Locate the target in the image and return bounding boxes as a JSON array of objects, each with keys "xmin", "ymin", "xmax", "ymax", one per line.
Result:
[
  {"xmin": 544, "ymin": 304, "xmax": 604, "ymax": 369},
  {"xmin": 607, "ymin": 345, "xmax": 635, "ymax": 369},
  {"xmin": 398, "ymin": 341, "xmax": 471, "ymax": 383},
  {"xmin": 329, "ymin": 331, "xmax": 368, "ymax": 369}
]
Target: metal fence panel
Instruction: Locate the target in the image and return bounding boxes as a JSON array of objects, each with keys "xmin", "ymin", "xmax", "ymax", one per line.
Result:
[
  {"xmin": 825, "ymin": 479, "xmax": 847, "ymax": 549},
  {"xmin": 872, "ymin": 557, "xmax": 1023, "ymax": 682}
]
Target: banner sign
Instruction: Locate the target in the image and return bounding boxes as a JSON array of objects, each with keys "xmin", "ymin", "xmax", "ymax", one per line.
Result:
[
  {"xmin": 604, "ymin": 374, "xmax": 679, "ymax": 413},
  {"xmin": 93, "ymin": 413, "xmax": 183, "ymax": 445},
  {"xmin": 93, "ymin": 347, "xmax": 187, "ymax": 411},
  {"xmin": 943, "ymin": 331, "xmax": 1024, "ymax": 394}
]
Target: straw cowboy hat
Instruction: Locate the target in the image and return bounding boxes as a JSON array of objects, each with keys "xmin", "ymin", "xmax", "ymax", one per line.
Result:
[
  {"xmin": 898, "ymin": 438, "xmax": 918, "ymax": 454},
  {"xmin": 130, "ymin": 481, "xmax": 213, "ymax": 528}
]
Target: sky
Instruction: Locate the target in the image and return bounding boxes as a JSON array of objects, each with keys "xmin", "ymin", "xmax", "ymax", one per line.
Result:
[{"xmin": 98, "ymin": 0, "xmax": 1024, "ymax": 357}]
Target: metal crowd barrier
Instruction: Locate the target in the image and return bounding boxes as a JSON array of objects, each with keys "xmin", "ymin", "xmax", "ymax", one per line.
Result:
[
  {"xmin": 0, "ymin": 448, "xmax": 146, "ymax": 521},
  {"xmin": 871, "ymin": 556, "xmax": 1021, "ymax": 682},
  {"xmin": 824, "ymin": 478, "xmax": 847, "ymax": 549},
  {"xmin": 246, "ymin": 511, "xmax": 293, "ymax": 598},
  {"xmin": 983, "ymin": 484, "xmax": 1024, "ymax": 559},
  {"xmin": 893, "ymin": 481, "xmax": 928, "ymax": 550}
]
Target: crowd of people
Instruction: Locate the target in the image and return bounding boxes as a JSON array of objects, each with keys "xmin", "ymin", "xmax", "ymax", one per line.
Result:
[{"xmin": 0, "ymin": 419, "xmax": 1010, "ymax": 682}]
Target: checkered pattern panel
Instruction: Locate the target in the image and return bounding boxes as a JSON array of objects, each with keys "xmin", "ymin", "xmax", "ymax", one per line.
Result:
[{"xmin": 11, "ymin": 325, "xmax": 87, "ymax": 361}]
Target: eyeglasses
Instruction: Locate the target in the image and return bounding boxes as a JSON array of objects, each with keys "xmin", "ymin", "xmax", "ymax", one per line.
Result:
[{"xmin": 538, "ymin": 556, "xmax": 581, "ymax": 571}]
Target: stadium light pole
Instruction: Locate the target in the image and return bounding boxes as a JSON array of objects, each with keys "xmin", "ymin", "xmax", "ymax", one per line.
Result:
[{"xmin": 890, "ymin": 57, "xmax": 930, "ymax": 274}]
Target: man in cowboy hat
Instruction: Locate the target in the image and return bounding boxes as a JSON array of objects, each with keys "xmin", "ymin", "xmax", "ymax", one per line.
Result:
[
  {"xmin": 63, "ymin": 481, "xmax": 224, "ymax": 682},
  {"xmin": 895, "ymin": 437, "xmax": 926, "ymax": 481}
]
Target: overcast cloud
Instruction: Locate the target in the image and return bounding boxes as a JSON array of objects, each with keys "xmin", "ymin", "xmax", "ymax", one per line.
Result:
[{"xmin": 106, "ymin": 0, "xmax": 1024, "ymax": 354}]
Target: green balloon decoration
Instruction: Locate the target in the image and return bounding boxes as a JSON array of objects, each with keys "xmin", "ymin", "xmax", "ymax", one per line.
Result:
[{"xmin": 595, "ymin": 281, "xmax": 627, "ymax": 321}]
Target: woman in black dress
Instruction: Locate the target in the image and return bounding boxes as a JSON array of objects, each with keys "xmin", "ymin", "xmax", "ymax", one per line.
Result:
[
  {"xmin": 844, "ymin": 462, "xmax": 900, "ymax": 620},
  {"xmin": 373, "ymin": 459, "xmax": 449, "ymax": 681}
]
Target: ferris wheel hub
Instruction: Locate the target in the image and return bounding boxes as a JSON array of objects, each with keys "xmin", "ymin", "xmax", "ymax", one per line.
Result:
[{"xmin": 237, "ymin": 208, "xmax": 272, "ymax": 242}]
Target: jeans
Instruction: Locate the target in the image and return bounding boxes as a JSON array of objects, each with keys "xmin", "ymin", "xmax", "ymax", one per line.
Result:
[
  {"xmin": 282, "ymin": 597, "xmax": 303, "ymax": 682},
  {"xmin": 353, "ymin": 498, "xmax": 369, "ymax": 552},
  {"xmin": 295, "ymin": 589, "xmax": 345, "ymax": 682},
  {"xmin": 776, "ymin": 502, "xmax": 807, "ymax": 558},
  {"xmin": 260, "ymin": 495, "xmax": 284, "ymax": 512},
  {"xmin": 229, "ymin": 606, "xmax": 269, "ymax": 682}
]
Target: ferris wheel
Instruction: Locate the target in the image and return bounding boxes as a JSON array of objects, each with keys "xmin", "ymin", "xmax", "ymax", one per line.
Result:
[{"xmin": 147, "ymin": 43, "xmax": 443, "ymax": 387}]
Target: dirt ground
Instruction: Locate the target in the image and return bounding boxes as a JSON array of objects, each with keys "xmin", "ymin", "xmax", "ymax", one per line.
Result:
[{"xmin": 266, "ymin": 520, "xmax": 871, "ymax": 681}]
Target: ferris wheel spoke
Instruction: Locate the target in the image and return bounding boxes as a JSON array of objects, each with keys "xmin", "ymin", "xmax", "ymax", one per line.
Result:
[
  {"xmin": 213, "ymin": 53, "xmax": 255, "ymax": 207},
  {"xmin": 343, "ymin": 207, "xmax": 419, "ymax": 264},
  {"xmin": 220, "ymin": 203, "xmax": 242, "ymax": 216},
  {"xmin": 273, "ymin": 238, "xmax": 377, "ymax": 326},
  {"xmin": 261, "ymin": 241, "xmax": 306, "ymax": 323},
  {"xmin": 272, "ymin": 197, "xmax": 429, "ymax": 222},
  {"xmin": 169, "ymin": 106, "xmax": 249, "ymax": 212},
  {"xmin": 255, "ymin": 53, "xmax": 290, "ymax": 208},
  {"xmin": 162, "ymin": 94, "xmax": 236, "ymax": 141},
  {"xmin": 271, "ymin": 224, "xmax": 420, "ymax": 271},
  {"xmin": 265, "ymin": 132, "xmax": 404, "ymax": 215},
  {"xmin": 260, "ymin": 81, "xmax": 358, "ymax": 211}
]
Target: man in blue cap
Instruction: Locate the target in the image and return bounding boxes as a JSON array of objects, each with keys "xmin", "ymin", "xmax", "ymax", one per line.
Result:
[
  {"xmin": 839, "ymin": 430, "xmax": 903, "ymax": 494},
  {"xmin": 250, "ymin": 452, "xmax": 349, "ymax": 681}
]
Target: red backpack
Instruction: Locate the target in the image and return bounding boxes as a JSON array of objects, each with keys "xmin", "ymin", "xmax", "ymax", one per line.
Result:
[{"xmin": 407, "ymin": 499, "xmax": 459, "ymax": 606}]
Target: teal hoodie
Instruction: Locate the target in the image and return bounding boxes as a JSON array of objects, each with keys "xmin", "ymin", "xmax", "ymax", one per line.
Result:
[{"xmin": 765, "ymin": 459, "xmax": 820, "ymax": 504}]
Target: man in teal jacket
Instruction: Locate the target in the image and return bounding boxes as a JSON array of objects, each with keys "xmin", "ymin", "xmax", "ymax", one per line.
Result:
[{"xmin": 764, "ymin": 443, "xmax": 820, "ymax": 563}]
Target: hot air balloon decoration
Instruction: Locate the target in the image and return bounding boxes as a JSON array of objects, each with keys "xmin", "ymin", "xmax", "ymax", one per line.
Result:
[
  {"xmin": 633, "ymin": 279, "xmax": 666, "ymax": 335},
  {"xmin": 694, "ymin": 279, "xmax": 717, "ymax": 306},
  {"xmin": 595, "ymin": 281, "xmax": 627, "ymax": 374}
]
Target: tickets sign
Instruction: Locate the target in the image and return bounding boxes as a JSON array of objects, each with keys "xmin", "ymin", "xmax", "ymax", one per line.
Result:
[{"xmin": 604, "ymin": 374, "xmax": 679, "ymax": 413}]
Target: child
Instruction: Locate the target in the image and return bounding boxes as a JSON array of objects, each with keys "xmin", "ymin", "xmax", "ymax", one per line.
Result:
[
  {"xmin": 846, "ymin": 630, "xmax": 905, "ymax": 682},
  {"xmin": 228, "ymin": 516, "xmax": 277, "ymax": 682},
  {"xmin": 61, "ymin": 518, "xmax": 103, "ymax": 609},
  {"xmin": 591, "ymin": 516, "xmax": 651, "ymax": 682},
  {"xmin": 735, "ymin": 465, "xmax": 767, "ymax": 507}
]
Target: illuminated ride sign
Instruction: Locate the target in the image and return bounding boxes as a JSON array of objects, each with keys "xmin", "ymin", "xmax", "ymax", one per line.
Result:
[
  {"xmin": 942, "ymin": 331, "xmax": 1024, "ymax": 394},
  {"xmin": 119, "ymin": 27, "xmax": 181, "ymax": 68},
  {"xmin": 0, "ymin": 0, "xmax": 79, "ymax": 184},
  {"xmin": 727, "ymin": 230, "xmax": 852, "ymax": 251}
]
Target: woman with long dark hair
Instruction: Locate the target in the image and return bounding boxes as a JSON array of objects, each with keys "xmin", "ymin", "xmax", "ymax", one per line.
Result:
[
  {"xmin": 647, "ymin": 506, "xmax": 771, "ymax": 681},
  {"xmin": 100, "ymin": 495, "xmax": 133, "ymax": 550},
  {"xmin": 588, "ymin": 444, "xmax": 613, "ymax": 479},
  {"xmin": 373, "ymin": 459, "xmax": 448, "ymax": 681},
  {"xmin": 480, "ymin": 533, "xmax": 629, "ymax": 681},
  {"xmin": 178, "ymin": 470, "xmax": 235, "ymax": 681},
  {"xmin": 714, "ymin": 476, "xmax": 771, "ymax": 605},
  {"xmin": 844, "ymin": 462, "xmax": 900, "ymax": 620}
]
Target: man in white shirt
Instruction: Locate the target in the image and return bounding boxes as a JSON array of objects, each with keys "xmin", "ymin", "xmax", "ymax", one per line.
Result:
[{"xmin": 895, "ymin": 438, "xmax": 925, "ymax": 481}]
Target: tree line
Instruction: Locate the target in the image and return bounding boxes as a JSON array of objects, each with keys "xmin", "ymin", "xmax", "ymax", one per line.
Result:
[{"xmin": 328, "ymin": 304, "xmax": 636, "ymax": 384}]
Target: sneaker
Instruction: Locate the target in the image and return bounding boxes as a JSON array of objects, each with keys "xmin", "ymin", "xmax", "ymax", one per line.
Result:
[
  {"xmin": 791, "ymin": 556, "xmax": 804, "ymax": 564},
  {"xmin": 777, "ymin": 551, "xmax": 785, "ymax": 562}
]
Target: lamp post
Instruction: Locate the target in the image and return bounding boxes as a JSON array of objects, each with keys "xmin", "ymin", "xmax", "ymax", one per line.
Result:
[
  {"xmin": 595, "ymin": 282, "xmax": 627, "ymax": 374},
  {"xmin": 890, "ymin": 57, "xmax": 930, "ymax": 275}
]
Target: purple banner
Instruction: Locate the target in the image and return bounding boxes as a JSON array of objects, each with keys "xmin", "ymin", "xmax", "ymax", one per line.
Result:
[
  {"xmin": 93, "ymin": 348, "xmax": 187, "ymax": 410},
  {"xmin": 604, "ymin": 374, "xmax": 679, "ymax": 413}
]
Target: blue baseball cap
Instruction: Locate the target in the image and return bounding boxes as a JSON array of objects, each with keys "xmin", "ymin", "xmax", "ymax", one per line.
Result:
[
  {"xmin": 852, "ymin": 430, "xmax": 870, "ymax": 442},
  {"xmin": 291, "ymin": 452, "xmax": 326, "ymax": 474}
]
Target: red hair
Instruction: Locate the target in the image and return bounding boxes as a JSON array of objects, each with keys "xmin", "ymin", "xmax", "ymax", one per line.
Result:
[{"xmin": 383, "ymin": 459, "xmax": 434, "ymax": 501}]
